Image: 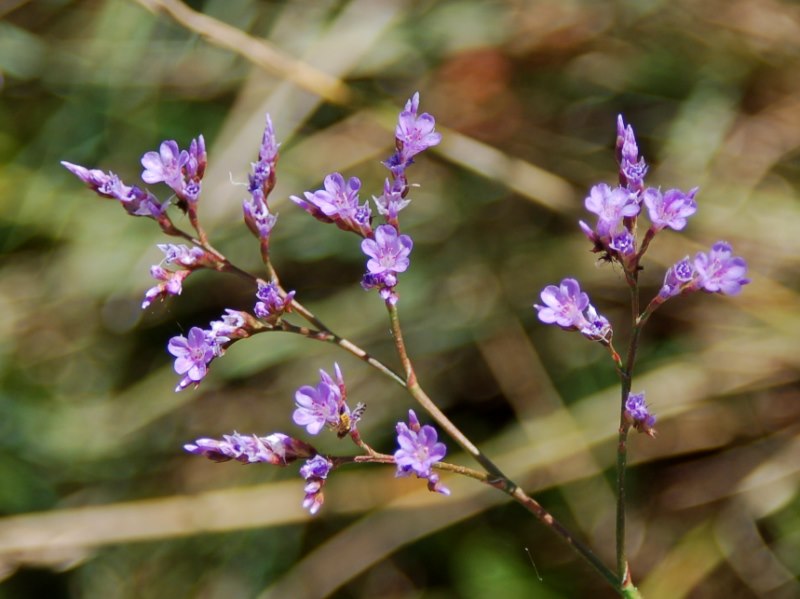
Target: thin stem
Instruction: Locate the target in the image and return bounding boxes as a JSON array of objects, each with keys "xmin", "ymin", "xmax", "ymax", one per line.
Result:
[
  {"xmin": 616, "ymin": 278, "xmax": 643, "ymax": 589},
  {"xmin": 277, "ymin": 321, "xmax": 405, "ymax": 387}
]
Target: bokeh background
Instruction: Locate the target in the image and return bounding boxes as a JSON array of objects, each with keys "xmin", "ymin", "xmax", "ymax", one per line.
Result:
[{"xmin": 1, "ymin": 0, "xmax": 798, "ymax": 597}]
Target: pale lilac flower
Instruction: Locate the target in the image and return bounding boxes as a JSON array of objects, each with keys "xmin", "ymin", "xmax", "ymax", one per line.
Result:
[
  {"xmin": 362, "ymin": 225, "xmax": 413, "ymax": 275},
  {"xmin": 184, "ymin": 432, "xmax": 315, "ymax": 464},
  {"xmin": 158, "ymin": 244, "xmax": 207, "ymax": 267},
  {"xmin": 535, "ymin": 279, "xmax": 613, "ymax": 342},
  {"xmin": 168, "ymin": 327, "xmax": 220, "ymax": 391},
  {"xmin": 299, "ymin": 455, "xmax": 333, "ymax": 515},
  {"xmin": 243, "ymin": 194, "xmax": 278, "ymax": 241},
  {"xmin": 394, "ymin": 410, "xmax": 449, "ymax": 495},
  {"xmin": 302, "ymin": 479, "xmax": 325, "ymax": 515},
  {"xmin": 534, "ymin": 279, "xmax": 590, "ymax": 328},
  {"xmin": 254, "ymin": 281, "xmax": 295, "ymax": 320},
  {"xmin": 121, "ymin": 186, "xmax": 168, "ymax": 220},
  {"xmin": 643, "ymin": 187, "xmax": 698, "ymax": 231},
  {"xmin": 624, "ymin": 392, "xmax": 656, "ymax": 436},
  {"xmin": 208, "ymin": 309, "xmax": 252, "ymax": 346},
  {"xmin": 63, "ymin": 161, "xmax": 172, "ymax": 225},
  {"xmin": 141, "ymin": 140, "xmax": 187, "ymax": 190},
  {"xmin": 584, "ymin": 183, "xmax": 640, "ymax": 239},
  {"xmin": 142, "ymin": 265, "xmax": 190, "ymax": 309},
  {"xmin": 373, "ymin": 178, "xmax": 412, "ymax": 222},
  {"xmin": 579, "ymin": 304, "xmax": 612, "ymax": 342},
  {"xmin": 360, "ymin": 225, "xmax": 413, "ymax": 304},
  {"xmin": 693, "ymin": 241, "xmax": 750, "ymax": 295},
  {"xmin": 394, "ymin": 92, "xmax": 442, "ymax": 162},
  {"xmin": 258, "ymin": 114, "xmax": 280, "ymax": 165},
  {"xmin": 293, "ymin": 366, "xmax": 348, "ymax": 435},
  {"xmin": 242, "ymin": 116, "xmax": 281, "ymax": 243},
  {"xmin": 616, "ymin": 115, "xmax": 648, "ymax": 191},
  {"xmin": 187, "ymin": 134, "xmax": 207, "ymax": 180},
  {"xmin": 659, "ymin": 257, "xmax": 696, "ymax": 299},
  {"xmin": 61, "ymin": 161, "xmax": 132, "ymax": 200},
  {"xmin": 609, "ymin": 230, "xmax": 636, "ymax": 258},
  {"xmin": 141, "ymin": 137, "xmax": 204, "ymax": 202},
  {"xmin": 141, "ymin": 245, "xmax": 211, "ymax": 309},
  {"xmin": 291, "ymin": 173, "xmax": 372, "ymax": 236},
  {"xmin": 300, "ymin": 454, "xmax": 333, "ymax": 480}
]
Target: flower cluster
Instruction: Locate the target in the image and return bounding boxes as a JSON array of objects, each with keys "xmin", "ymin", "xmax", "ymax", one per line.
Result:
[
  {"xmin": 183, "ymin": 363, "xmax": 449, "ymax": 515},
  {"xmin": 143, "ymin": 244, "xmax": 216, "ymax": 309},
  {"xmin": 579, "ymin": 116, "xmax": 701, "ymax": 269},
  {"xmin": 536, "ymin": 116, "xmax": 750, "ymax": 436},
  {"xmin": 184, "ymin": 432, "xmax": 315, "ymax": 464},
  {"xmin": 290, "ymin": 172, "xmax": 372, "ymax": 237},
  {"xmin": 243, "ymin": 116, "xmax": 280, "ymax": 253},
  {"xmin": 657, "ymin": 241, "xmax": 749, "ymax": 302},
  {"xmin": 291, "ymin": 93, "xmax": 440, "ymax": 305},
  {"xmin": 254, "ymin": 281, "xmax": 295, "ymax": 322},
  {"xmin": 61, "ymin": 161, "xmax": 170, "ymax": 226},
  {"xmin": 167, "ymin": 310, "xmax": 259, "ymax": 391}
]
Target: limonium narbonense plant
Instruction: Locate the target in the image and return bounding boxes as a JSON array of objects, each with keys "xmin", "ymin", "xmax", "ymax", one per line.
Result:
[{"xmin": 63, "ymin": 97, "xmax": 749, "ymax": 598}]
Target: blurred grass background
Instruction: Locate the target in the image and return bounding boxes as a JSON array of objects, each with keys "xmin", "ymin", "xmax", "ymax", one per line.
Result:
[{"xmin": 1, "ymin": 0, "xmax": 799, "ymax": 597}]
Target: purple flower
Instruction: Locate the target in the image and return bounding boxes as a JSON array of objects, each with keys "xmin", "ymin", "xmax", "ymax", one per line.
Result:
[
  {"xmin": 258, "ymin": 114, "xmax": 280, "ymax": 165},
  {"xmin": 243, "ymin": 194, "xmax": 278, "ymax": 241},
  {"xmin": 394, "ymin": 410, "xmax": 449, "ymax": 495},
  {"xmin": 208, "ymin": 309, "xmax": 253, "ymax": 346},
  {"xmin": 299, "ymin": 455, "xmax": 333, "ymax": 515},
  {"xmin": 293, "ymin": 365, "xmax": 349, "ymax": 436},
  {"xmin": 362, "ymin": 224, "xmax": 413, "ymax": 275},
  {"xmin": 584, "ymin": 183, "xmax": 640, "ymax": 239},
  {"xmin": 643, "ymin": 187, "xmax": 698, "ymax": 231},
  {"xmin": 579, "ymin": 304, "xmax": 612, "ymax": 342},
  {"xmin": 187, "ymin": 134, "xmax": 207, "ymax": 181},
  {"xmin": 158, "ymin": 243, "xmax": 207, "ymax": 267},
  {"xmin": 141, "ymin": 137, "xmax": 205, "ymax": 203},
  {"xmin": 62, "ymin": 161, "xmax": 132, "ymax": 200},
  {"xmin": 659, "ymin": 257, "xmax": 696, "ymax": 299},
  {"xmin": 291, "ymin": 173, "xmax": 372, "ymax": 237},
  {"xmin": 394, "ymin": 92, "xmax": 442, "ymax": 162},
  {"xmin": 360, "ymin": 225, "xmax": 413, "ymax": 304},
  {"xmin": 534, "ymin": 278, "xmax": 613, "ymax": 343},
  {"xmin": 616, "ymin": 115, "xmax": 648, "ymax": 191},
  {"xmin": 184, "ymin": 431, "xmax": 315, "ymax": 464},
  {"xmin": 534, "ymin": 279, "xmax": 590, "ymax": 328},
  {"xmin": 693, "ymin": 241, "xmax": 750, "ymax": 296},
  {"xmin": 142, "ymin": 265, "xmax": 190, "ymax": 309},
  {"xmin": 609, "ymin": 230, "xmax": 636, "ymax": 258},
  {"xmin": 300, "ymin": 454, "xmax": 333, "ymax": 480},
  {"xmin": 242, "ymin": 116, "xmax": 281, "ymax": 243},
  {"xmin": 141, "ymin": 140, "xmax": 188, "ymax": 190},
  {"xmin": 624, "ymin": 392, "xmax": 656, "ymax": 436},
  {"xmin": 167, "ymin": 327, "xmax": 220, "ymax": 391},
  {"xmin": 254, "ymin": 281, "xmax": 295, "ymax": 320},
  {"xmin": 373, "ymin": 178, "xmax": 411, "ymax": 223}
]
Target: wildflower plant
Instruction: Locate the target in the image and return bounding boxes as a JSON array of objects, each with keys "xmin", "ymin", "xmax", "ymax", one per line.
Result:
[{"xmin": 64, "ymin": 96, "xmax": 748, "ymax": 597}]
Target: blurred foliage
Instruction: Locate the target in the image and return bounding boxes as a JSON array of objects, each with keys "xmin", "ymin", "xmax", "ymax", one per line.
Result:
[{"xmin": 0, "ymin": 0, "xmax": 799, "ymax": 598}]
